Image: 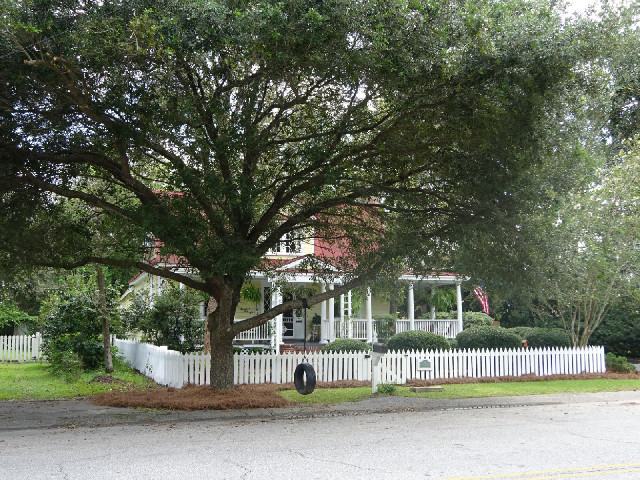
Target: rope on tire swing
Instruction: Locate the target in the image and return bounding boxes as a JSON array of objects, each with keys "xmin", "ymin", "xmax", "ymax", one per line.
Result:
[{"xmin": 294, "ymin": 298, "xmax": 316, "ymax": 395}]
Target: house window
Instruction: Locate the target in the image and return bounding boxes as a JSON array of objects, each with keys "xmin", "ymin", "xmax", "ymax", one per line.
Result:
[{"xmin": 268, "ymin": 232, "xmax": 301, "ymax": 255}]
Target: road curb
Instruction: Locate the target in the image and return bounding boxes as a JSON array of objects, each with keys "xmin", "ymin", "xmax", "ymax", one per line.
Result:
[{"xmin": 2, "ymin": 390, "xmax": 639, "ymax": 432}]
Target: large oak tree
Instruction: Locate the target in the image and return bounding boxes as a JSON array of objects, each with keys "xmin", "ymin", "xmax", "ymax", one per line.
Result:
[{"xmin": 0, "ymin": 0, "xmax": 608, "ymax": 387}]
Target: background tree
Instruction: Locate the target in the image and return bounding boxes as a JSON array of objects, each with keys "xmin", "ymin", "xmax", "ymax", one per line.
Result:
[
  {"xmin": 38, "ymin": 266, "xmax": 124, "ymax": 377},
  {"xmin": 122, "ymin": 285, "xmax": 204, "ymax": 353},
  {"xmin": 461, "ymin": 139, "xmax": 640, "ymax": 346},
  {"xmin": 453, "ymin": 3, "xmax": 640, "ymax": 345},
  {"xmin": 542, "ymin": 142, "xmax": 640, "ymax": 346},
  {"xmin": 0, "ymin": 0, "xmax": 624, "ymax": 388},
  {"xmin": 589, "ymin": 289, "xmax": 640, "ymax": 358}
]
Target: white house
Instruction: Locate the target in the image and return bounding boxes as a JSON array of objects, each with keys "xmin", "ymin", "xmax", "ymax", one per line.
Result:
[{"xmin": 120, "ymin": 231, "xmax": 468, "ymax": 350}]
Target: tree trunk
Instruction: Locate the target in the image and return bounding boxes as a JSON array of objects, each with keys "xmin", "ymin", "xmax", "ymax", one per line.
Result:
[
  {"xmin": 208, "ymin": 280, "xmax": 242, "ymax": 389},
  {"xmin": 95, "ymin": 264, "xmax": 113, "ymax": 373},
  {"xmin": 389, "ymin": 296, "xmax": 397, "ymax": 315},
  {"xmin": 210, "ymin": 325, "xmax": 235, "ymax": 389},
  {"xmin": 202, "ymin": 297, "xmax": 217, "ymax": 355}
]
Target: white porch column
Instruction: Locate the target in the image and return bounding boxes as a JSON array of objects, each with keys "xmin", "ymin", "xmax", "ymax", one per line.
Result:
[
  {"xmin": 269, "ymin": 287, "xmax": 277, "ymax": 349},
  {"xmin": 320, "ymin": 283, "xmax": 329, "ymax": 343},
  {"xmin": 408, "ymin": 283, "xmax": 415, "ymax": 331},
  {"xmin": 275, "ymin": 288, "xmax": 283, "ymax": 350},
  {"xmin": 430, "ymin": 287, "xmax": 436, "ymax": 321},
  {"xmin": 329, "ymin": 284, "xmax": 335, "ymax": 342},
  {"xmin": 366, "ymin": 287, "xmax": 373, "ymax": 343},
  {"xmin": 456, "ymin": 282, "xmax": 463, "ymax": 333},
  {"xmin": 340, "ymin": 294, "xmax": 345, "ymax": 339},
  {"xmin": 148, "ymin": 276, "xmax": 155, "ymax": 307},
  {"xmin": 347, "ymin": 290, "xmax": 353, "ymax": 339}
]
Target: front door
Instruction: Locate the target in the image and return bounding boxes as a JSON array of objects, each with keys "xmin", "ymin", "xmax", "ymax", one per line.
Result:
[{"xmin": 283, "ymin": 293, "xmax": 305, "ymax": 339}]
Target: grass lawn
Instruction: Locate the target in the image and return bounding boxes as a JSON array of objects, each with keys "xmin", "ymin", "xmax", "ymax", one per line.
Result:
[
  {"xmin": 279, "ymin": 378, "xmax": 640, "ymax": 404},
  {"xmin": 0, "ymin": 361, "xmax": 156, "ymax": 400}
]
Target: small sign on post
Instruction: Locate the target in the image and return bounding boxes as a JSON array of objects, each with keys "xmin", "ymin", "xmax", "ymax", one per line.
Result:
[{"xmin": 417, "ymin": 358, "xmax": 433, "ymax": 371}]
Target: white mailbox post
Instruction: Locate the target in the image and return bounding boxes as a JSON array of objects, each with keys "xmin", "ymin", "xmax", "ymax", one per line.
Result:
[{"xmin": 366, "ymin": 342, "xmax": 388, "ymax": 393}]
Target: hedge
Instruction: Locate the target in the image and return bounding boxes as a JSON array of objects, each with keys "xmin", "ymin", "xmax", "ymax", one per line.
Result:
[
  {"xmin": 605, "ymin": 353, "xmax": 637, "ymax": 373},
  {"xmin": 456, "ymin": 326, "xmax": 522, "ymax": 349},
  {"xmin": 387, "ymin": 330, "xmax": 450, "ymax": 351},
  {"xmin": 322, "ymin": 338, "xmax": 371, "ymax": 353},
  {"xmin": 462, "ymin": 312, "xmax": 494, "ymax": 329},
  {"xmin": 418, "ymin": 311, "xmax": 454, "ymax": 320},
  {"xmin": 509, "ymin": 327, "xmax": 571, "ymax": 348}
]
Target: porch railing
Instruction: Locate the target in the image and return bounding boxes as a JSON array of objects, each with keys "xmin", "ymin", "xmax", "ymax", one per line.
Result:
[
  {"xmin": 234, "ymin": 317, "xmax": 461, "ymax": 343},
  {"xmin": 396, "ymin": 319, "xmax": 460, "ymax": 339},
  {"xmin": 349, "ymin": 319, "xmax": 375, "ymax": 340},
  {"xmin": 234, "ymin": 322, "xmax": 271, "ymax": 342}
]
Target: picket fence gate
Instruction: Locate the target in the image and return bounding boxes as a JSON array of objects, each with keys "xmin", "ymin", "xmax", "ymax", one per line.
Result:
[
  {"xmin": 113, "ymin": 338, "xmax": 606, "ymax": 388},
  {"xmin": 0, "ymin": 334, "xmax": 43, "ymax": 362}
]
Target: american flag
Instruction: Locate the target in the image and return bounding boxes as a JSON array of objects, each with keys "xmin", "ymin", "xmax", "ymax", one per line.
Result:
[{"xmin": 473, "ymin": 284, "xmax": 490, "ymax": 315}]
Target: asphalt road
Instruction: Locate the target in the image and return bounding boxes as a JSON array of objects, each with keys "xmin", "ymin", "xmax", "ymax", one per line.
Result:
[{"xmin": 1, "ymin": 391, "xmax": 640, "ymax": 480}]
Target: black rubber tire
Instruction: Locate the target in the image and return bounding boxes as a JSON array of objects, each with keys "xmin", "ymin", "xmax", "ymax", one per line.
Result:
[{"xmin": 294, "ymin": 363, "xmax": 316, "ymax": 395}]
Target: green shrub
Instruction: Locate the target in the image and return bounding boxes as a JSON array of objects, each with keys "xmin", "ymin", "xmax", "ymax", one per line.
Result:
[
  {"xmin": 377, "ymin": 383, "xmax": 397, "ymax": 394},
  {"xmin": 417, "ymin": 311, "xmax": 493, "ymax": 330},
  {"xmin": 121, "ymin": 286, "xmax": 204, "ymax": 353},
  {"xmin": 590, "ymin": 297, "xmax": 640, "ymax": 358},
  {"xmin": 509, "ymin": 327, "xmax": 534, "ymax": 340},
  {"xmin": 510, "ymin": 327, "xmax": 571, "ymax": 348},
  {"xmin": 387, "ymin": 330, "xmax": 450, "ymax": 352},
  {"xmin": 373, "ymin": 314, "xmax": 397, "ymax": 343},
  {"xmin": 322, "ymin": 338, "xmax": 371, "ymax": 353},
  {"xmin": 605, "ymin": 352, "xmax": 637, "ymax": 373},
  {"xmin": 49, "ymin": 349, "xmax": 83, "ymax": 382},
  {"xmin": 456, "ymin": 326, "xmax": 522, "ymax": 350},
  {"xmin": 448, "ymin": 339, "xmax": 458, "ymax": 350},
  {"xmin": 418, "ymin": 311, "xmax": 454, "ymax": 320},
  {"xmin": 462, "ymin": 312, "xmax": 494, "ymax": 330},
  {"xmin": 42, "ymin": 294, "xmax": 104, "ymax": 371},
  {"xmin": 147, "ymin": 287, "xmax": 204, "ymax": 353}
]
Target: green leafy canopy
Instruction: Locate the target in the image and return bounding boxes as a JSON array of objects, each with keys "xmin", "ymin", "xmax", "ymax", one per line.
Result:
[{"xmin": 1, "ymin": 0, "xmax": 632, "ymax": 386}]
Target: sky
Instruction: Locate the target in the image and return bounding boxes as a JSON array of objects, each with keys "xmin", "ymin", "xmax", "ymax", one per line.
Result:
[{"xmin": 565, "ymin": 0, "xmax": 626, "ymax": 14}]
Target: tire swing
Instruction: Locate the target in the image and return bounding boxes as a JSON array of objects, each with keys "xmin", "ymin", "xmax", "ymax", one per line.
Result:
[
  {"xmin": 294, "ymin": 362, "xmax": 316, "ymax": 395},
  {"xmin": 294, "ymin": 298, "xmax": 316, "ymax": 395}
]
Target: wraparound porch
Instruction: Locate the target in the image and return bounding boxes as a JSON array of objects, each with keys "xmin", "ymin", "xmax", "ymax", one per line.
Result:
[
  {"xmin": 234, "ymin": 317, "xmax": 462, "ymax": 344},
  {"xmin": 233, "ymin": 272, "xmax": 466, "ymax": 347}
]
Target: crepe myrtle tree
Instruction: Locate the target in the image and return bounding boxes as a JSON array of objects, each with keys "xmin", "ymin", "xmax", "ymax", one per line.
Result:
[
  {"xmin": 0, "ymin": 0, "xmax": 610, "ymax": 388},
  {"xmin": 542, "ymin": 142, "xmax": 640, "ymax": 347}
]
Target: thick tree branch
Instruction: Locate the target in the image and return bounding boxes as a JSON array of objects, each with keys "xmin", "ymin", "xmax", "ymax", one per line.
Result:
[
  {"xmin": 38, "ymin": 255, "xmax": 208, "ymax": 292},
  {"xmin": 231, "ymin": 272, "xmax": 373, "ymax": 335}
]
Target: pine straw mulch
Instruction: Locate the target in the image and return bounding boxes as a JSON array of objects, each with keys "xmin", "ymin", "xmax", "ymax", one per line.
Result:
[
  {"xmin": 90, "ymin": 372, "xmax": 639, "ymax": 411},
  {"xmin": 91, "ymin": 380, "xmax": 370, "ymax": 411}
]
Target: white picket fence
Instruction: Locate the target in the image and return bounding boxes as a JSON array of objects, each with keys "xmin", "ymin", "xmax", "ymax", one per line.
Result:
[
  {"xmin": 113, "ymin": 338, "xmax": 606, "ymax": 388},
  {"xmin": 376, "ymin": 346, "xmax": 606, "ymax": 385},
  {"xmin": 0, "ymin": 334, "xmax": 43, "ymax": 362},
  {"xmin": 185, "ymin": 350, "xmax": 372, "ymax": 386},
  {"xmin": 114, "ymin": 339, "xmax": 186, "ymax": 387}
]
